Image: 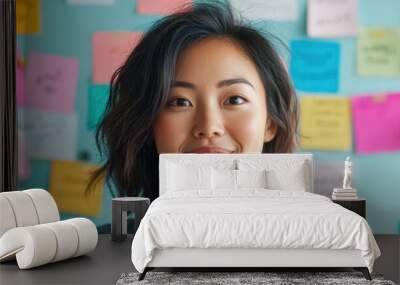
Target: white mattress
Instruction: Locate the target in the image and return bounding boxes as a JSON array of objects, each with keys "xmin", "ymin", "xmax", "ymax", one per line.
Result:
[{"xmin": 131, "ymin": 189, "xmax": 380, "ymax": 273}]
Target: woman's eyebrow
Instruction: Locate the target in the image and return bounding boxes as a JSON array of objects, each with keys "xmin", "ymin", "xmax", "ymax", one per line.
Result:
[
  {"xmin": 173, "ymin": 78, "xmax": 255, "ymax": 90},
  {"xmin": 217, "ymin": 78, "xmax": 255, "ymax": 89},
  {"xmin": 173, "ymin": 81, "xmax": 196, "ymax": 89}
]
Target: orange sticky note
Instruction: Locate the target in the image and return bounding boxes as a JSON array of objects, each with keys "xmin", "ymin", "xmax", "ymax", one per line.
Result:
[
  {"xmin": 17, "ymin": 0, "xmax": 41, "ymax": 34},
  {"xmin": 92, "ymin": 31, "xmax": 142, "ymax": 84},
  {"xmin": 137, "ymin": 0, "xmax": 192, "ymax": 15},
  {"xmin": 50, "ymin": 160, "xmax": 104, "ymax": 216}
]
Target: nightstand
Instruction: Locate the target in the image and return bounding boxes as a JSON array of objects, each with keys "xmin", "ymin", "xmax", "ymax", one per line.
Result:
[
  {"xmin": 332, "ymin": 198, "xmax": 366, "ymax": 218},
  {"xmin": 111, "ymin": 197, "xmax": 150, "ymax": 242}
]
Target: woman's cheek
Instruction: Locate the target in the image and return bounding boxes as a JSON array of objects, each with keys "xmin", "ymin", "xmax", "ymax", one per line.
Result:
[
  {"xmin": 226, "ymin": 110, "xmax": 266, "ymax": 152},
  {"xmin": 153, "ymin": 113, "xmax": 190, "ymax": 153}
]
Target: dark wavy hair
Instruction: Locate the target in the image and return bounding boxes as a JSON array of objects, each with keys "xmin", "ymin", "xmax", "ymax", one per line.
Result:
[{"xmin": 87, "ymin": 1, "xmax": 299, "ymax": 201}]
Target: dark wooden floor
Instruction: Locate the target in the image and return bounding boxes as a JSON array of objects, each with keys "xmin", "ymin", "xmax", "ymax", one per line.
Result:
[
  {"xmin": 0, "ymin": 234, "xmax": 398, "ymax": 284},
  {"xmin": 374, "ymin": 235, "xmax": 400, "ymax": 284}
]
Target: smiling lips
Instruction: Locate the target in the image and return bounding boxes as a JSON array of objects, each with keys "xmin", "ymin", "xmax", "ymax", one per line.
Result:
[{"xmin": 187, "ymin": 146, "xmax": 234, "ymax": 153}]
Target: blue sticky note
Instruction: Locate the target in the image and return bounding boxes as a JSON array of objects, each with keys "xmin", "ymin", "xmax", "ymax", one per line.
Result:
[
  {"xmin": 87, "ymin": 85, "xmax": 109, "ymax": 130},
  {"xmin": 290, "ymin": 40, "xmax": 340, "ymax": 93}
]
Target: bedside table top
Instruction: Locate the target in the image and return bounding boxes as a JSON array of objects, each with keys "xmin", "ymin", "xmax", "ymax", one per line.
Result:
[
  {"xmin": 113, "ymin": 197, "xmax": 149, "ymax": 202},
  {"xmin": 332, "ymin": 198, "xmax": 366, "ymax": 202}
]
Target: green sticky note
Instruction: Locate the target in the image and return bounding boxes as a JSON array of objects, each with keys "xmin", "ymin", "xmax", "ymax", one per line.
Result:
[
  {"xmin": 87, "ymin": 85, "xmax": 109, "ymax": 130},
  {"xmin": 357, "ymin": 28, "xmax": 400, "ymax": 76}
]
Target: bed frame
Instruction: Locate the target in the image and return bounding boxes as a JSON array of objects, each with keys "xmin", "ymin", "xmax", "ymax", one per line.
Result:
[
  {"xmin": 138, "ymin": 154, "xmax": 372, "ymax": 281},
  {"xmin": 140, "ymin": 248, "xmax": 371, "ymax": 280}
]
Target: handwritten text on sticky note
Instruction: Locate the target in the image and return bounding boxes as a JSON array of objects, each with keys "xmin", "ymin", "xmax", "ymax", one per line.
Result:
[
  {"xmin": 25, "ymin": 53, "xmax": 79, "ymax": 113},
  {"xmin": 92, "ymin": 32, "xmax": 142, "ymax": 84},
  {"xmin": 300, "ymin": 95, "xmax": 352, "ymax": 150},
  {"xmin": 357, "ymin": 28, "xmax": 400, "ymax": 76},
  {"xmin": 307, "ymin": 0, "xmax": 358, "ymax": 37},
  {"xmin": 290, "ymin": 40, "xmax": 340, "ymax": 93}
]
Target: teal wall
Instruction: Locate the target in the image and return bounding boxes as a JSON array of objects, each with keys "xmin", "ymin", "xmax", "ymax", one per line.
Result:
[{"xmin": 18, "ymin": 0, "xmax": 400, "ymax": 233}]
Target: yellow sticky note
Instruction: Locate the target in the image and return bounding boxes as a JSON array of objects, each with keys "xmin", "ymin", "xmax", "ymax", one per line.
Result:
[
  {"xmin": 50, "ymin": 160, "xmax": 104, "ymax": 216},
  {"xmin": 17, "ymin": 0, "xmax": 41, "ymax": 34},
  {"xmin": 300, "ymin": 95, "xmax": 352, "ymax": 151},
  {"xmin": 357, "ymin": 28, "xmax": 400, "ymax": 76}
]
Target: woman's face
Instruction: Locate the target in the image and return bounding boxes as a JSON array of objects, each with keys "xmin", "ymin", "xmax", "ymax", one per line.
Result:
[{"xmin": 153, "ymin": 37, "xmax": 276, "ymax": 154}]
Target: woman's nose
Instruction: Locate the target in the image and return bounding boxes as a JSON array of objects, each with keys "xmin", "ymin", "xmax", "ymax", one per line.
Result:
[{"xmin": 192, "ymin": 106, "xmax": 225, "ymax": 139}]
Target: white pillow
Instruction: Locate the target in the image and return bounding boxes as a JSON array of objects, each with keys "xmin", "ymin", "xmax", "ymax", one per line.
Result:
[
  {"xmin": 236, "ymin": 169, "xmax": 268, "ymax": 189},
  {"xmin": 237, "ymin": 159, "xmax": 309, "ymax": 191},
  {"xmin": 267, "ymin": 163, "xmax": 306, "ymax": 191},
  {"xmin": 167, "ymin": 163, "xmax": 212, "ymax": 191},
  {"xmin": 212, "ymin": 168, "xmax": 237, "ymax": 190}
]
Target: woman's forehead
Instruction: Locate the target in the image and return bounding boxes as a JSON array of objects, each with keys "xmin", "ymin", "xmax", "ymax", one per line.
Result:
[{"xmin": 173, "ymin": 37, "xmax": 262, "ymax": 89}]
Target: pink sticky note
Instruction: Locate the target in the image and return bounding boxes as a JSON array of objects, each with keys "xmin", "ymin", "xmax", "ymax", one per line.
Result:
[
  {"xmin": 137, "ymin": 0, "xmax": 192, "ymax": 15},
  {"xmin": 25, "ymin": 52, "xmax": 79, "ymax": 113},
  {"xmin": 92, "ymin": 31, "xmax": 142, "ymax": 84},
  {"xmin": 16, "ymin": 49, "xmax": 26, "ymax": 106},
  {"xmin": 352, "ymin": 93, "xmax": 400, "ymax": 154}
]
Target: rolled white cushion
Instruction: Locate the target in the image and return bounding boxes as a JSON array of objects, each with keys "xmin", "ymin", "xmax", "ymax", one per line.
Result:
[
  {"xmin": 42, "ymin": 221, "xmax": 79, "ymax": 262},
  {"xmin": 0, "ymin": 191, "xmax": 39, "ymax": 227},
  {"xmin": 62, "ymin": 218, "xmax": 98, "ymax": 257},
  {"xmin": 23, "ymin": 189, "xmax": 59, "ymax": 224},
  {"xmin": 0, "ymin": 226, "xmax": 57, "ymax": 269},
  {"xmin": 0, "ymin": 189, "xmax": 60, "ymax": 239},
  {"xmin": 0, "ymin": 218, "xmax": 98, "ymax": 269},
  {"xmin": 0, "ymin": 196, "xmax": 17, "ymax": 237}
]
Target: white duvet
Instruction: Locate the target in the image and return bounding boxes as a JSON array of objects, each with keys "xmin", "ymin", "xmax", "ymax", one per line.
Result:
[{"xmin": 131, "ymin": 189, "xmax": 380, "ymax": 273}]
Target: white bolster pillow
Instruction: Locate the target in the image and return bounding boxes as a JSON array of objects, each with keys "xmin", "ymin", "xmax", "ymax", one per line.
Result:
[
  {"xmin": 23, "ymin": 189, "xmax": 60, "ymax": 224},
  {"xmin": 0, "ymin": 191, "xmax": 39, "ymax": 228},
  {"xmin": 0, "ymin": 196, "xmax": 17, "ymax": 237},
  {"xmin": 0, "ymin": 218, "xmax": 98, "ymax": 269},
  {"xmin": 0, "ymin": 189, "xmax": 60, "ymax": 238},
  {"xmin": 0, "ymin": 225, "xmax": 57, "ymax": 268},
  {"xmin": 42, "ymin": 221, "xmax": 79, "ymax": 262},
  {"xmin": 63, "ymin": 218, "xmax": 98, "ymax": 257}
]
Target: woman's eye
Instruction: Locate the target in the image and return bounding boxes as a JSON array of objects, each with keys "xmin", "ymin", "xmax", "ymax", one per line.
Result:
[
  {"xmin": 225, "ymin": 96, "xmax": 247, "ymax": 105},
  {"xmin": 167, "ymin": 98, "xmax": 192, "ymax": 107}
]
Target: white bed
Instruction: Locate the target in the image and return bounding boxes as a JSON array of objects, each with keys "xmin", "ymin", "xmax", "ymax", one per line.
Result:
[{"xmin": 131, "ymin": 154, "xmax": 380, "ymax": 280}]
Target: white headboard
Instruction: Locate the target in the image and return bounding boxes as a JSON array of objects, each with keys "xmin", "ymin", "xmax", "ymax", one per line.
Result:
[{"xmin": 159, "ymin": 153, "xmax": 314, "ymax": 195}]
